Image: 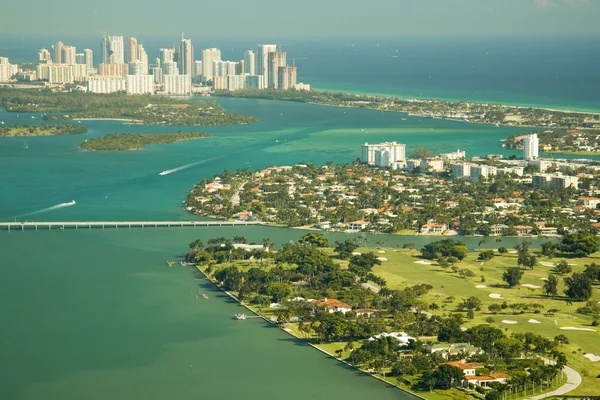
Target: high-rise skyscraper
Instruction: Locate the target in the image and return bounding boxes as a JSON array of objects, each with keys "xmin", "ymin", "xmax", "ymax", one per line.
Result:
[
  {"xmin": 102, "ymin": 35, "xmax": 124, "ymax": 64},
  {"xmin": 62, "ymin": 46, "xmax": 77, "ymax": 65},
  {"xmin": 256, "ymin": 45, "xmax": 277, "ymax": 86},
  {"xmin": 201, "ymin": 48, "xmax": 221, "ymax": 82},
  {"xmin": 244, "ymin": 50, "xmax": 255, "ymax": 75},
  {"xmin": 76, "ymin": 53, "xmax": 85, "ymax": 64},
  {"xmin": 523, "ymin": 133, "xmax": 539, "ymax": 161},
  {"xmin": 38, "ymin": 49, "xmax": 51, "ymax": 63},
  {"xmin": 160, "ymin": 48, "xmax": 175, "ymax": 67},
  {"xmin": 127, "ymin": 37, "xmax": 138, "ymax": 64},
  {"xmin": 138, "ymin": 44, "xmax": 148, "ymax": 75},
  {"xmin": 278, "ymin": 66, "xmax": 297, "ymax": 90},
  {"xmin": 268, "ymin": 51, "xmax": 286, "ymax": 89},
  {"xmin": 52, "ymin": 41, "xmax": 64, "ymax": 64},
  {"xmin": 84, "ymin": 49, "xmax": 93, "ymax": 69},
  {"xmin": 179, "ymin": 37, "xmax": 194, "ymax": 76}
]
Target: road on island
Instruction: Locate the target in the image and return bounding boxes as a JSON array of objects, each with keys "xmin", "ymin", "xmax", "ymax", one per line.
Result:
[
  {"xmin": 525, "ymin": 362, "xmax": 581, "ymax": 400},
  {"xmin": 231, "ymin": 182, "xmax": 247, "ymax": 206}
]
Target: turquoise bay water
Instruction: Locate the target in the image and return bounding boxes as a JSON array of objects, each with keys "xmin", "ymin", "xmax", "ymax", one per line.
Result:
[{"xmin": 0, "ymin": 97, "xmax": 574, "ymax": 399}]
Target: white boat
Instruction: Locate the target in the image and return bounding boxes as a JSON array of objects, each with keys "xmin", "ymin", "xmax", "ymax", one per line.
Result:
[
  {"xmin": 234, "ymin": 313, "xmax": 246, "ymax": 320},
  {"xmin": 68, "ymin": 200, "xmax": 76, "ymax": 205},
  {"xmin": 23, "ymin": 140, "xmax": 28, "ymax": 149}
]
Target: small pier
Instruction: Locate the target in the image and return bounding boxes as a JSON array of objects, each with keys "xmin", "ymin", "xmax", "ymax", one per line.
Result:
[{"xmin": 0, "ymin": 220, "xmax": 260, "ymax": 232}]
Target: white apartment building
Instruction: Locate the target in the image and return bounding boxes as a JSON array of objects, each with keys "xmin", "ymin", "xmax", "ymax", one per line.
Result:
[
  {"xmin": 0, "ymin": 58, "xmax": 13, "ymax": 82},
  {"xmin": 361, "ymin": 142, "xmax": 406, "ymax": 166},
  {"xmin": 244, "ymin": 50, "xmax": 255, "ymax": 75},
  {"xmin": 227, "ymin": 75, "xmax": 246, "ymax": 91},
  {"xmin": 84, "ymin": 49, "xmax": 93, "ymax": 69},
  {"xmin": 201, "ymin": 48, "xmax": 221, "ymax": 82},
  {"xmin": 533, "ymin": 173, "xmax": 579, "ymax": 189},
  {"xmin": 256, "ymin": 44, "xmax": 277, "ymax": 86},
  {"xmin": 38, "ymin": 49, "xmax": 52, "ymax": 63},
  {"xmin": 294, "ymin": 83, "xmax": 310, "ymax": 91},
  {"xmin": 523, "ymin": 133, "xmax": 539, "ymax": 160},
  {"xmin": 152, "ymin": 67, "xmax": 163, "ymax": 84},
  {"xmin": 162, "ymin": 61, "xmax": 178, "ymax": 76},
  {"xmin": 212, "ymin": 76, "xmax": 227, "ymax": 90},
  {"xmin": 470, "ymin": 164, "xmax": 497, "ymax": 181},
  {"xmin": 163, "ymin": 74, "xmax": 191, "ymax": 95},
  {"xmin": 452, "ymin": 163, "xmax": 472, "ymax": 179},
  {"xmin": 72, "ymin": 64, "xmax": 88, "ymax": 82},
  {"xmin": 88, "ymin": 76, "xmax": 127, "ymax": 93},
  {"xmin": 245, "ymin": 75, "xmax": 266, "ymax": 89},
  {"xmin": 421, "ymin": 158, "xmax": 445, "ymax": 172},
  {"xmin": 440, "ymin": 149, "xmax": 466, "ymax": 161},
  {"xmin": 48, "ymin": 64, "xmax": 74, "ymax": 84},
  {"xmin": 102, "ymin": 35, "xmax": 124, "ymax": 64},
  {"xmin": 213, "ymin": 61, "xmax": 238, "ymax": 77},
  {"xmin": 126, "ymin": 74, "xmax": 154, "ymax": 94},
  {"xmin": 194, "ymin": 61, "xmax": 203, "ymax": 81}
]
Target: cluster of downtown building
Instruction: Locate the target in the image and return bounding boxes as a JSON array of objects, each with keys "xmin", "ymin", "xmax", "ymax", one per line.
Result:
[
  {"xmin": 0, "ymin": 35, "xmax": 310, "ymax": 95},
  {"xmin": 360, "ymin": 133, "xmax": 582, "ymax": 190}
]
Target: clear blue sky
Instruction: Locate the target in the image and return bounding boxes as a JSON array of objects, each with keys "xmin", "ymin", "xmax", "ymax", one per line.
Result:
[{"xmin": 3, "ymin": 0, "xmax": 599, "ymax": 36}]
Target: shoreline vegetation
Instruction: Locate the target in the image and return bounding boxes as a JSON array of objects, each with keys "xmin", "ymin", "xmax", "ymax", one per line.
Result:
[
  {"xmin": 185, "ymin": 235, "xmax": 598, "ymax": 399},
  {"xmin": 0, "ymin": 123, "xmax": 87, "ymax": 137},
  {"xmin": 194, "ymin": 264, "xmax": 427, "ymax": 400},
  {"xmin": 79, "ymin": 132, "xmax": 212, "ymax": 151},
  {"xmin": 0, "ymin": 89, "xmax": 257, "ymax": 126},
  {"xmin": 214, "ymin": 89, "xmax": 600, "ymax": 130}
]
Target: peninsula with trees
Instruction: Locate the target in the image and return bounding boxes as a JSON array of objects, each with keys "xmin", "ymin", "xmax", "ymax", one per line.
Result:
[
  {"xmin": 215, "ymin": 89, "xmax": 600, "ymax": 130},
  {"xmin": 0, "ymin": 89, "xmax": 257, "ymax": 126},
  {"xmin": 79, "ymin": 132, "xmax": 212, "ymax": 151},
  {"xmin": 185, "ymin": 233, "xmax": 600, "ymax": 399},
  {"xmin": 185, "ymin": 161, "xmax": 600, "ymax": 237},
  {"xmin": 0, "ymin": 123, "xmax": 87, "ymax": 137},
  {"xmin": 503, "ymin": 128, "xmax": 600, "ymax": 155}
]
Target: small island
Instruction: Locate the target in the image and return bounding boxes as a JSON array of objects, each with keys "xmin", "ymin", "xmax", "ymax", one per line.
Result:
[
  {"xmin": 0, "ymin": 89, "xmax": 257, "ymax": 126},
  {"xmin": 80, "ymin": 132, "xmax": 212, "ymax": 151},
  {"xmin": 215, "ymin": 89, "xmax": 600, "ymax": 130},
  {"xmin": 0, "ymin": 123, "xmax": 87, "ymax": 137}
]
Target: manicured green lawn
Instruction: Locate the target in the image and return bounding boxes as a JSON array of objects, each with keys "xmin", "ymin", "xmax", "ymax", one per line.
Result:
[{"xmin": 367, "ymin": 248, "xmax": 600, "ymax": 396}]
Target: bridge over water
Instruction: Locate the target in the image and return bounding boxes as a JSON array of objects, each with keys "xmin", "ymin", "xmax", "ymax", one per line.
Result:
[{"xmin": 0, "ymin": 220, "xmax": 260, "ymax": 231}]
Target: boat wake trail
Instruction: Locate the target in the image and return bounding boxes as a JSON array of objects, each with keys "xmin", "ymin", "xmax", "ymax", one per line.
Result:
[
  {"xmin": 158, "ymin": 157, "xmax": 222, "ymax": 176},
  {"xmin": 17, "ymin": 200, "xmax": 76, "ymax": 217}
]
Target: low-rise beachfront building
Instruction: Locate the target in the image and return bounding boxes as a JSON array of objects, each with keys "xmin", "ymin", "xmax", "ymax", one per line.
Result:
[
  {"xmin": 232, "ymin": 243, "xmax": 269, "ymax": 252},
  {"xmin": 443, "ymin": 361, "xmax": 485, "ymax": 377},
  {"xmin": 579, "ymin": 197, "xmax": 600, "ymax": 209},
  {"xmin": 312, "ymin": 298, "xmax": 352, "ymax": 314},
  {"xmin": 466, "ymin": 374, "xmax": 510, "ymax": 388},
  {"xmin": 428, "ymin": 343, "xmax": 484, "ymax": 359},
  {"xmin": 368, "ymin": 332, "xmax": 414, "ymax": 346},
  {"xmin": 348, "ymin": 220, "xmax": 369, "ymax": 232},
  {"xmin": 420, "ymin": 223, "xmax": 447, "ymax": 235}
]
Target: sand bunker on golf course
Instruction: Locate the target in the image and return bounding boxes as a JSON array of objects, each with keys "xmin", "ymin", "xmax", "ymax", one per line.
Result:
[
  {"xmin": 476, "ymin": 285, "xmax": 489, "ymax": 289},
  {"xmin": 528, "ymin": 319, "xmax": 541, "ymax": 324},
  {"xmin": 502, "ymin": 320, "xmax": 518, "ymax": 324},
  {"xmin": 521, "ymin": 284, "xmax": 542, "ymax": 289},
  {"xmin": 414, "ymin": 260, "xmax": 432, "ymax": 265},
  {"xmin": 584, "ymin": 354, "xmax": 600, "ymax": 362},
  {"xmin": 560, "ymin": 327, "xmax": 596, "ymax": 332},
  {"xmin": 489, "ymin": 294, "xmax": 502, "ymax": 299},
  {"xmin": 377, "ymin": 257, "xmax": 388, "ymax": 261},
  {"xmin": 352, "ymin": 252, "xmax": 361, "ymax": 255}
]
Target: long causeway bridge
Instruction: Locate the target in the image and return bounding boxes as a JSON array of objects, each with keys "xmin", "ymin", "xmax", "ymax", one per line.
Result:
[{"xmin": 0, "ymin": 220, "xmax": 261, "ymax": 231}]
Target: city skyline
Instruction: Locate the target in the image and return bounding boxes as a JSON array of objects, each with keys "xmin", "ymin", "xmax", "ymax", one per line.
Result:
[{"xmin": 1, "ymin": 0, "xmax": 600, "ymax": 36}]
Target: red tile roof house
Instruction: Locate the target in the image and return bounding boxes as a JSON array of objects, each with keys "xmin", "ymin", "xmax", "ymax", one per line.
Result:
[
  {"xmin": 443, "ymin": 361, "xmax": 510, "ymax": 388},
  {"xmin": 312, "ymin": 298, "xmax": 352, "ymax": 314}
]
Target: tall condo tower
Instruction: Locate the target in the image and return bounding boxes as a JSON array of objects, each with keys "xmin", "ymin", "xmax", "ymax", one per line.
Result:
[
  {"xmin": 201, "ymin": 48, "xmax": 221, "ymax": 82},
  {"xmin": 256, "ymin": 44, "xmax": 276, "ymax": 84},
  {"xmin": 179, "ymin": 36, "xmax": 194, "ymax": 76},
  {"xmin": 84, "ymin": 49, "xmax": 93, "ymax": 68},
  {"xmin": 523, "ymin": 133, "xmax": 539, "ymax": 161},
  {"xmin": 244, "ymin": 50, "xmax": 255, "ymax": 75},
  {"xmin": 127, "ymin": 37, "xmax": 138, "ymax": 63},
  {"xmin": 102, "ymin": 35, "xmax": 124, "ymax": 64},
  {"xmin": 52, "ymin": 41, "xmax": 64, "ymax": 64},
  {"xmin": 268, "ymin": 51, "xmax": 286, "ymax": 89}
]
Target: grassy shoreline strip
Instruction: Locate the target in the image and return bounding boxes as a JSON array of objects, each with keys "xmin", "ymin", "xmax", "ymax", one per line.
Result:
[{"xmin": 194, "ymin": 264, "xmax": 426, "ymax": 400}]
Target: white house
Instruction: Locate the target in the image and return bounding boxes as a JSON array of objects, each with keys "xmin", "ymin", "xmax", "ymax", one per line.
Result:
[
  {"xmin": 312, "ymin": 298, "xmax": 352, "ymax": 314},
  {"xmin": 368, "ymin": 332, "xmax": 415, "ymax": 346}
]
